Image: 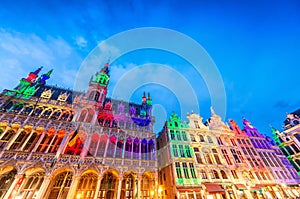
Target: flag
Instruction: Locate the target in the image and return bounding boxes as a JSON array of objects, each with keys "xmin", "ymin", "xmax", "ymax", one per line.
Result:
[{"xmin": 68, "ymin": 126, "xmax": 79, "ymax": 147}]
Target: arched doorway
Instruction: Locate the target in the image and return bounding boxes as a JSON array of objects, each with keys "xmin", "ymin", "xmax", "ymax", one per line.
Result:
[
  {"xmin": 75, "ymin": 172, "xmax": 98, "ymax": 199},
  {"xmin": 47, "ymin": 171, "xmax": 73, "ymax": 199},
  {"xmin": 141, "ymin": 174, "xmax": 152, "ymax": 199},
  {"xmin": 99, "ymin": 171, "xmax": 118, "ymax": 199},
  {"xmin": 17, "ymin": 171, "xmax": 45, "ymax": 199},
  {"xmin": 121, "ymin": 173, "xmax": 135, "ymax": 199},
  {"xmin": 0, "ymin": 168, "xmax": 17, "ymax": 198}
]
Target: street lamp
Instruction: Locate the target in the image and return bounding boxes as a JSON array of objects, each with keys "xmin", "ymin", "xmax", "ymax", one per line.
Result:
[
  {"xmin": 150, "ymin": 190, "xmax": 154, "ymax": 199},
  {"xmin": 158, "ymin": 186, "xmax": 163, "ymax": 199}
]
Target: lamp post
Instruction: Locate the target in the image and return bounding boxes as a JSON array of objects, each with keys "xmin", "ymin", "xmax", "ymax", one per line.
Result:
[{"xmin": 158, "ymin": 186, "xmax": 163, "ymax": 199}]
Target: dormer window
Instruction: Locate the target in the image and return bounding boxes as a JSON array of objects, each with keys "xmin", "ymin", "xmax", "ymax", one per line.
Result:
[
  {"xmin": 58, "ymin": 93, "xmax": 68, "ymax": 102},
  {"xmin": 41, "ymin": 89, "xmax": 52, "ymax": 99}
]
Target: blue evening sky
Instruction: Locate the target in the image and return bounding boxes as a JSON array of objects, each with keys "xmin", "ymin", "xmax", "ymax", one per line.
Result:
[{"xmin": 0, "ymin": 0, "xmax": 299, "ymax": 135}]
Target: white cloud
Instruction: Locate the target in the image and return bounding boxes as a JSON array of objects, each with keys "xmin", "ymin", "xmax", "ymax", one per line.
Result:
[
  {"xmin": 0, "ymin": 29, "xmax": 82, "ymax": 91},
  {"xmin": 75, "ymin": 36, "xmax": 88, "ymax": 48}
]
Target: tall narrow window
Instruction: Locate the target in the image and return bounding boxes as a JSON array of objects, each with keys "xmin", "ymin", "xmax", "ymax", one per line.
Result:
[
  {"xmin": 205, "ymin": 153, "xmax": 213, "ymax": 164},
  {"xmin": 185, "ymin": 145, "xmax": 192, "ymax": 158},
  {"xmin": 231, "ymin": 149, "xmax": 241, "ymax": 163},
  {"xmin": 182, "ymin": 131, "xmax": 188, "ymax": 141},
  {"xmin": 179, "ymin": 145, "xmax": 185, "ymax": 157},
  {"xmin": 195, "ymin": 153, "xmax": 203, "ymax": 164},
  {"xmin": 194, "ymin": 121, "xmax": 200, "ymax": 128},
  {"xmin": 175, "ymin": 162, "xmax": 182, "ymax": 178},
  {"xmin": 172, "ymin": 145, "xmax": 179, "ymax": 157},
  {"xmin": 190, "ymin": 134, "xmax": 196, "ymax": 142},
  {"xmin": 97, "ymin": 134, "xmax": 108, "ymax": 157},
  {"xmin": 207, "ymin": 136, "xmax": 213, "ymax": 143},
  {"xmin": 231, "ymin": 170, "xmax": 238, "ymax": 179},
  {"xmin": 199, "ymin": 135, "xmax": 204, "ymax": 142},
  {"xmin": 200, "ymin": 169, "xmax": 207, "ymax": 179},
  {"xmin": 170, "ymin": 130, "xmax": 175, "ymax": 140},
  {"xmin": 212, "ymin": 149, "xmax": 221, "ymax": 164},
  {"xmin": 222, "ymin": 149, "xmax": 232, "ymax": 165},
  {"xmin": 182, "ymin": 163, "xmax": 190, "ymax": 178},
  {"xmin": 220, "ymin": 170, "xmax": 227, "ymax": 179},
  {"xmin": 189, "ymin": 163, "xmax": 196, "ymax": 178},
  {"xmin": 176, "ymin": 131, "xmax": 182, "ymax": 140}
]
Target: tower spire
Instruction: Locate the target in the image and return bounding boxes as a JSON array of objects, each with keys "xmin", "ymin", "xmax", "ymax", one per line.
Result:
[{"xmin": 37, "ymin": 69, "xmax": 53, "ymax": 85}]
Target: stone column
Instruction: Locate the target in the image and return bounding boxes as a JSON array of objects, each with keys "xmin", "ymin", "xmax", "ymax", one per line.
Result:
[
  {"xmin": 66, "ymin": 176, "xmax": 80, "ymax": 199},
  {"xmin": 155, "ymin": 175, "xmax": 159, "ymax": 199},
  {"xmin": 93, "ymin": 177, "xmax": 102, "ymax": 199},
  {"xmin": 137, "ymin": 177, "xmax": 141, "ymax": 199},
  {"xmin": 35, "ymin": 175, "xmax": 52, "ymax": 199},
  {"xmin": 116, "ymin": 177, "xmax": 123, "ymax": 199}
]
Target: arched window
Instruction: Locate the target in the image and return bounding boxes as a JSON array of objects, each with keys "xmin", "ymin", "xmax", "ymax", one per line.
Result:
[
  {"xmin": 60, "ymin": 111, "xmax": 70, "ymax": 121},
  {"xmin": 133, "ymin": 138, "xmax": 140, "ymax": 159},
  {"xmin": 207, "ymin": 136, "xmax": 213, "ymax": 143},
  {"xmin": 24, "ymin": 133, "xmax": 41, "ymax": 152},
  {"xmin": 199, "ymin": 134, "xmax": 204, "ymax": 142},
  {"xmin": 121, "ymin": 173, "xmax": 134, "ymax": 199},
  {"xmin": 36, "ymin": 134, "xmax": 54, "ymax": 153},
  {"xmin": 3, "ymin": 101, "xmax": 13, "ymax": 112},
  {"xmin": 78, "ymin": 110, "xmax": 88, "ymax": 122},
  {"xmin": 48, "ymin": 131, "xmax": 66, "ymax": 153},
  {"xmin": 96, "ymin": 134, "xmax": 108, "ymax": 157},
  {"xmin": 220, "ymin": 170, "xmax": 227, "ymax": 179},
  {"xmin": 115, "ymin": 136, "xmax": 124, "ymax": 158},
  {"xmin": 0, "ymin": 169, "xmax": 17, "ymax": 198},
  {"xmin": 32, "ymin": 107, "xmax": 43, "ymax": 117},
  {"xmin": 18, "ymin": 171, "xmax": 44, "ymax": 199},
  {"xmin": 75, "ymin": 172, "xmax": 98, "ymax": 199},
  {"xmin": 50, "ymin": 110, "xmax": 61, "ymax": 120},
  {"xmin": 47, "ymin": 171, "xmax": 73, "ymax": 199},
  {"xmin": 11, "ymin": 103, "xmax": 23, "ymax": 113},
  {"xmin": 10, "ymin": 131, "xmax": 29, "ymax": 150},
  {"xmin": 205, "ymin": 153, "xmax": 213, "ymax": 164},
  {"xmin": 21, "ymin": 106, "xmax": 34, "ymax": 115},
  {"xmin": 41, "ymin": 108, "xmax": 52, "ymax": 119},
  {"xmin": 141, "ymin": 139, "xmax": 147, "ymax": 160},
  {"xmin": 148, "ymin": 140, "xmax": 155, "ymax": 160},
  {"xmin": 200, "ymin": 169, "xmax": 207, "ymax": 179},
  {"xmin": 124, "ymin": 137, "xmax": 132, "ymax": 159},
  {"xmin": 88, "ymin": 134, "xmax": 99, "ymax": 156},
  {"xmin": 86, "ymin": 109, "xmax": 94, "ymax": 123},
  {"xmin": 64, "ymin": 134, "xmax": 85, "ymax": 155},
  {"xmin": 141, "ymin": 175, "xmax": 152, "ymax": 199},
  {"xmin": 0, "ymin": 130, "xmax": 16, "ymax": 149},
  {"xmin": 99, "ymin": 172, "xmax": 118, "ymax": 199},
  {"xmin": 89, "ymin": 91, "xmax": 100, "ymax": 101},
  {"xmin": 106, "ymin": 136, "xmax": 116, "ymax": 158},
  {"xmin": 212, "ymin": 170, "xmax": 219, "ymax": 179}
]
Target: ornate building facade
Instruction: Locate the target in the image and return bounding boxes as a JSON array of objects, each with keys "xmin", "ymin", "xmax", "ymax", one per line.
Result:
[
  {"xmin": 157, "ymin": 110, "xmax": 300, "ymax": 199},
  {"xmin": 272, "ymin": 109, "xmax": 300, "ymax": 175},
  {"xmin": 0, "ymin": 64, "xmax": 157, "ymax": 199}
]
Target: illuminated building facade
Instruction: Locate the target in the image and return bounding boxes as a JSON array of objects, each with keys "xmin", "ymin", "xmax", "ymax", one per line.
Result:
[
  {"xmin": 243, "ymin": 118, "xmax": 300, "ymax": 198},
  {"xmin": 0, "ymin": 65, "xmax": 157, "ymax": 199},
  {"xmin": 157, "ymin": 110, "xmax": 300, "ymax": 199},
  {"xmin": 272, "ymin": 110, "xmax": 300, "ymax": 175}
]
